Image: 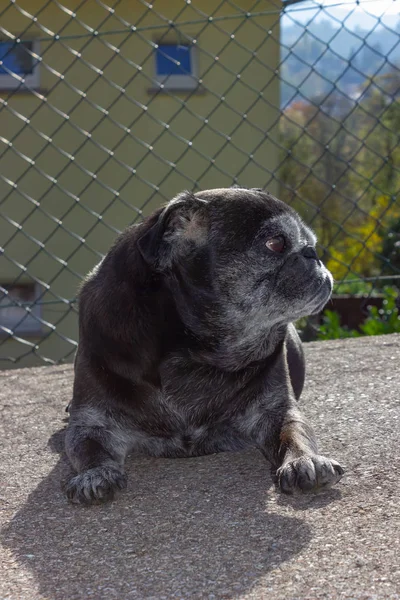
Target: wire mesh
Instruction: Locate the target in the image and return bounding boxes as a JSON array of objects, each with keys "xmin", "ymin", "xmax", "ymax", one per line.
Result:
[{"xmin": 0, "ymin": 0, "xmax": 399, "ymax": 367}]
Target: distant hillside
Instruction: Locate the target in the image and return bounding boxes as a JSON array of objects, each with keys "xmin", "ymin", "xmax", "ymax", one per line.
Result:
[{"xmin": 281, "ymin": 18, "xmax": 400, "ymax": 106}]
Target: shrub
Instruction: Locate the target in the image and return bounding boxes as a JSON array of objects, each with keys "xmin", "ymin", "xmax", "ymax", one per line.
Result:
[{"xmin": 316, "ymin": 286, "xmax": 400, "ymax": 340}]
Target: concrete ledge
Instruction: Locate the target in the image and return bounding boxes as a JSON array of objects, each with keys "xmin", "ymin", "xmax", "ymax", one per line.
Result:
[{"xmin": 1, "ymin": 334, "xmax": 400, "ymax": 599}]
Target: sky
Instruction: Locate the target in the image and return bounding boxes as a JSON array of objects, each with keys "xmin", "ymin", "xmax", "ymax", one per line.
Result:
[{"xmin": 283, "ymin": 0, "xmax": 400, "ymax": 30}]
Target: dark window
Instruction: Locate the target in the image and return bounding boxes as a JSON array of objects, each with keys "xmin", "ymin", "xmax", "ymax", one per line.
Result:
[
  {"xmin": 155, "ymin": 44, "xmax": 192, "ymax": 76},
  {"xmin": 153, "ymin": 42, "xmax": 198, "ymax": 91},
  {"xmin": 0, "ymin": 283, "xmax": 42, "ymax": 335},
  {"xmin": 0, "ymin": 41, "xmax": 35, "ymax": 75},
  {"xmin": 0, "ymin": 39, "xmax": 40, "ymax": 89}
]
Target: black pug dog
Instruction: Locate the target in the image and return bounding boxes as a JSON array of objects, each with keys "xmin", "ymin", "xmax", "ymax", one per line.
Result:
[{"xmin": 64, "ymin": 187, "xmax": 344, "ymax": 504}]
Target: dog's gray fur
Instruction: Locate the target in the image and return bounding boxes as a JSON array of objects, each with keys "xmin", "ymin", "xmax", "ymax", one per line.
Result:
[{"xmin": 64, "ymin": 187, "xmax": 344, "ymax": 504}]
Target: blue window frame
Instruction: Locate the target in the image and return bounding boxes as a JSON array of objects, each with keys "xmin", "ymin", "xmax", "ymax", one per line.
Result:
[
  {"xmin": 0, "ymin": 39, "xmax": 40, "ymax": 90},
  {"xmin": 154, "ymin": 43, "xmax": 198, "ymax": 90},
  {"xmin": 0, "ymin": 283, "xmax": 42, "ymax": 335},
  {"xmin": 156, "ymin": 44, "xmax": 192, "ymax": 76}
]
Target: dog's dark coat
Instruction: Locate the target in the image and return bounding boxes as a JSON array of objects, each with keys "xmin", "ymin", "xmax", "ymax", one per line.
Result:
[{"xmin": 65, "ymin": 188, "xmax": 343, "ymax": 504}]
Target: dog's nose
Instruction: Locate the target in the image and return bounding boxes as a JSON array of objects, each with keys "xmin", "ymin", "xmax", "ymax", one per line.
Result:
[{"xmin": 302, "ymin": 245, "xmax": 319, "ymax": 260}]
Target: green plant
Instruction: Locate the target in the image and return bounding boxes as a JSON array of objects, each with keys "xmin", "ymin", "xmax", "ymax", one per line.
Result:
[
  {"xmin": 360, "ymin": 286, "xmax": 400, "ymax": 335},
  {"xmin": 316, "ymin": 310, "xmax": 360, "ymax": 340},
  {"xmin": 316, "ymin": 286, "xmax": 400, "ymax": 340},
  {"xmin": 381, "ymin": 218, "xmax": 400, "ymax": 274},
  {"xmin": 333, "ymin": 278, "xmax": 375, "ymax": 296}
]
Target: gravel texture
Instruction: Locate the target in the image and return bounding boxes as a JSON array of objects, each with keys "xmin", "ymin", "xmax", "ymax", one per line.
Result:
[{"xmin": 1, "ymin": 334, "xmax": 399, "ymax": 600}]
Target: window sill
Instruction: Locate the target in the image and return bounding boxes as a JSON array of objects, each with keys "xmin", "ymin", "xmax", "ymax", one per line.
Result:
[
  {"xmin": 147, "ymin": 85, "xmax": 206, "ymax": 96},
  {"xmin": 0, "ymin": 329, "xmax": 43, "ymax": 339},
  {"xmin": 0, "ymin": 88, "xmax": 49, "ymax": 96}
]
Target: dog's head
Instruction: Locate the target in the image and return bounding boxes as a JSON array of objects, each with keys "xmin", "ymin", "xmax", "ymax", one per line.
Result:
[{"xmin": 137, "ymin": 188, "xmax": 332, "ymax": 341}]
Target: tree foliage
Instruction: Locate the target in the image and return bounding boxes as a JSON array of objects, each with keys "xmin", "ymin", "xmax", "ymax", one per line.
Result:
[{"xmin": 279, "ymin": 66, "xmax": 400, "ymax": 287}]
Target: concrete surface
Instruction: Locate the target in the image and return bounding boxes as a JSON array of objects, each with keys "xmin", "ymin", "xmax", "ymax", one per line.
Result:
[{"xmin": 0, "ymin": 334, "xmax": 399, "ymax": 600}]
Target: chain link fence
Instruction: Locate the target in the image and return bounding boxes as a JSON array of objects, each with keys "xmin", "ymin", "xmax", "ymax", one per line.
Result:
[{"xmin": 0, "ymin": 0, "xmax": 399, "ymax": 367}]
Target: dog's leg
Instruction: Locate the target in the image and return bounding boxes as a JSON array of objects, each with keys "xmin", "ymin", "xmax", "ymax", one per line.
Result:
[
  {"xmin": 258, "ymin": 403, "xmax": 344, "ymax": 495},
  {"xmin": 64, "ymin": 412, "xmax": 130, "ymax": 505}
]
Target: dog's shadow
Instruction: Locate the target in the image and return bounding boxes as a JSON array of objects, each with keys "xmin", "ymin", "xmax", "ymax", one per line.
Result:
[{"xmin": 3, "ymin": 428, "xmax": 316, "ymax": 599}]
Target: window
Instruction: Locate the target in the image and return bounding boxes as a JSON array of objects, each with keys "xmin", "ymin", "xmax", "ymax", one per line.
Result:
[
  {"xmin": 0, "ymin": 283, "xmax": 42, "ymax": 335},
  {"xmin": 0, "ymin": 39, "xmax": 40, "ymax": 90},
  {"xmin": 154, "ymin": 43, "xmax": 199, "ymax": 91}
]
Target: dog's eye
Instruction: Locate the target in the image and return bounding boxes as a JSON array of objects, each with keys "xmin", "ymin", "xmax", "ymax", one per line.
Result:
[{"xmin": 266, "ymin": 235, "xmax": 286, "ymax": 253}]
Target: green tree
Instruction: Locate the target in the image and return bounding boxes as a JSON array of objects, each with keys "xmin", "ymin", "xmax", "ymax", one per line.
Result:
[{"xmin": 279, "ymin": 66, "xmax": 400, "ymax": 285}]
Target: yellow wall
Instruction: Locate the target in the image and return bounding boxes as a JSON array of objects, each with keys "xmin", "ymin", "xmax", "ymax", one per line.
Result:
[{"xmin": 0, "ymin": 0, "xmax": 281, "ymax": 367}]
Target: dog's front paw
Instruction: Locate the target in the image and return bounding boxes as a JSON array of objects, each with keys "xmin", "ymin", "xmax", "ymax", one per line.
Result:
[
  {"xmin": 65, "ymin": 466, "xmax": 127, "ymax": 505},
  {"xmin": 277, "ymin": 455, "xmax": 344, "ymax": 495}
]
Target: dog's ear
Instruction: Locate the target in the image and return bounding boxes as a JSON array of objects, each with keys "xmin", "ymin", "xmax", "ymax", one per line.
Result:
[{"xmin": 137, "ymin": 191, "xmax": 209, "ymax": 270}]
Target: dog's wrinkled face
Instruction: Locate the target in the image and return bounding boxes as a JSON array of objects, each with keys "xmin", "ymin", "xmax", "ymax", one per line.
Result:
[{"xmin": 138, "ymin": 187, "xmax": 332, "ymax": 338}]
